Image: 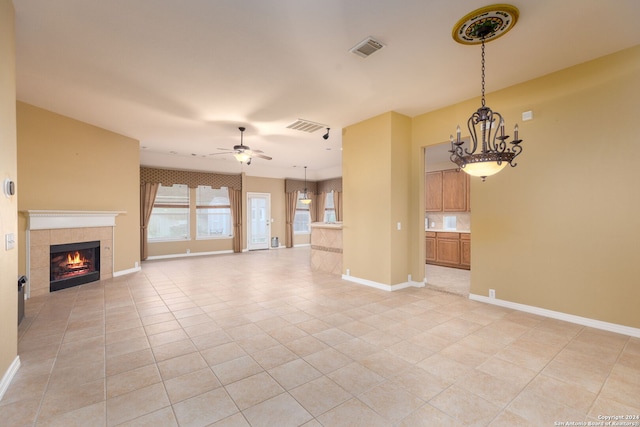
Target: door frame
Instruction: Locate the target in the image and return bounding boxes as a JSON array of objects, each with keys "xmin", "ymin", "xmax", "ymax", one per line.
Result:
[{"xmin": 246, "ymin": 192, "xmax": 271, "ymax": 250}]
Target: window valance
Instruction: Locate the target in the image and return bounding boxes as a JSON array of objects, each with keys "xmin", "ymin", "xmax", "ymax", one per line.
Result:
[
  {"xmin": 318, "ymin": 178, "xmax": 342, "ymax": 193},
  {"xmin": 140, "ymin": 167, "xmax": 242, "ymax": 190},
  {"xmin": 285, "ymin": 179, "xmax": 318, "ymax": 194}
]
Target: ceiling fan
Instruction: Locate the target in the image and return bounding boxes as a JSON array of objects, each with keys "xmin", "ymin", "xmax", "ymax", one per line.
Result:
[{"xmin": 211, "ymin": 126, "xmax": 272, "ymax": 165}]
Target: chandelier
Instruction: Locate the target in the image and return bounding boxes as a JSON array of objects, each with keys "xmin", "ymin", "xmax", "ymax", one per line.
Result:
[{"xmin": 449, "ymin": 5, "xmax": 523, "ymax": 181}]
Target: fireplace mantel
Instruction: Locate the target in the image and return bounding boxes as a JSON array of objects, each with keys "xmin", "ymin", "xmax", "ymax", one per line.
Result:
[{"xmin": 24, "ymin": 210, "xmax": 124, "ymax": 230}]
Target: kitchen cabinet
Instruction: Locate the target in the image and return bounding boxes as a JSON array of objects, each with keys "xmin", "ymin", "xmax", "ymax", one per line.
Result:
[
  {"xmin": 460, "ymin": 233, "xmax": 471, "ymax": 268},
  {"xmin": 425, "ymin": 232, "xmax": 436, "ymax": 262},
  {"xmin": 425, "ymin": 172, "xmax": 443, "ymax": 212},
  {"xmin": 443, "ymin": 169, "xmax": 468, "ymax": 212},
  {"xmin": 426, "ymin": 231, "xmax": 470, "ymax": 270},
  {"xmin": 436, "ymin": 232, "xmax": 461, "ymax": 266},
  {"xmin": 425, "ymin": 169, "xmax": 470, "ymax": 212}
]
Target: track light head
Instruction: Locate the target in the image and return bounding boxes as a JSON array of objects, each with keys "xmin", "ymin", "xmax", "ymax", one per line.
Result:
[{"xmin": 323, "ymin": 128, "xmax": 330, "ymax": 140}]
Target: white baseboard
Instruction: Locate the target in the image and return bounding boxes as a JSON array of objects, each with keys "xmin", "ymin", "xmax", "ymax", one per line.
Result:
[
  {"xmin": 146, "ymin": 250, "xmax": 234, "ymax": 261},
  {"xmin": 0, "ymin": 356, "xmax": 20, "ymax": 402},
  {"xmin": 113, "ymin": 265, "xmax": 142, "ymax": 277},
  {"xmin": 341, "ymin": 275, "xmax": 424, "ymax": 292},
  {"xmin": 469, "ymin": 294, "xmax": 640, "ymax": 338}
]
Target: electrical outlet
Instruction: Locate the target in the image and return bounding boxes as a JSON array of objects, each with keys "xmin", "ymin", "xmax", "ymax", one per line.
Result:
[{"xmin": 489, "ymin": 289, "xmax": 496, "ymax": 299}]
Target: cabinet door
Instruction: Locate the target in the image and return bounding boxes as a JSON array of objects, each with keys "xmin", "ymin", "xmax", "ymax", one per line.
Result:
[
  {"xmin": 436, "ymin": 233, "xmax": 460, "ymax": 265},
  {"xmin": 426, "ymin": 236, "xmax": 436, "ymax": 262},
  {"xmin": 460, "ymin": 234, "xmax": 471, "ymax": 268},
  {"xmin": 442, "ymin": 169, "xmax": 467, "ymax": 212},
  {"xmin": 465, "ymin": 173, "xmax": 471, "ymax": 212},
  {"xmin": 425, "ymin": 171, "xmax": 443, "ymax": 212}
]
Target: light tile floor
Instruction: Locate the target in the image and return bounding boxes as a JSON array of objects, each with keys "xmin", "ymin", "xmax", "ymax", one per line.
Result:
[
  {"xmin": 2, "ymin": 247, "xmax": 639, "ymax": 426},
  {"xmin": 425, "ymin": 264, "xmax": 470, "ymax": 297}
]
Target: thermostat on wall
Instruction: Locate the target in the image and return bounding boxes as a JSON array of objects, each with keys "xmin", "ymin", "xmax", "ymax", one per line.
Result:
[{"xmin": 4, "ymin": 179, "xmax": 15, "ymax": 197}]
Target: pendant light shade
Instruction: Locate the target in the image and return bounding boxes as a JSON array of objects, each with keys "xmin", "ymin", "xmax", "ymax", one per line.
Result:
[{"xmin": 300, "ymin": 166, "xmax": 312, "ymax": 204}]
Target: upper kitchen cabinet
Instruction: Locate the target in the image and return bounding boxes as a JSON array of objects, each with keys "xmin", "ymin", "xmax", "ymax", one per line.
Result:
[
  {"xmin": 425, "ymin": 169, "xmax": 470, "ymax": 212},
  {"xmin": 442, "ymin": 169, "xmax": 468, "ymax": 212},
  {"xmin": 425, "ymin": 171, "xmax": 443, "ymax": 212}
]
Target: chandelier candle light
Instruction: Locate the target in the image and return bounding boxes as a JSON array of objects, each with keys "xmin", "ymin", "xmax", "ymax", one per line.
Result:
[{"xmin": 450, "ymin": 4, "xmax": 523, "ymax": 181}]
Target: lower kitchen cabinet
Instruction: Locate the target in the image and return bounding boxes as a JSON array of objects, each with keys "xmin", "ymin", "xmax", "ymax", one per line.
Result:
[
  {"xmin": 425, "ymin": 232, "xmax": 436, "ymax": 262},
  {"xmin": 460, "ymin": 234, "xmax": 471, "ymax": 268},
  {"xmin": 426, "ymin": 231, "xmax": 470, "ymax": 270},
  {"xmin": 436, "ymin": 232, "xmax": 461, "ymax": 266}
]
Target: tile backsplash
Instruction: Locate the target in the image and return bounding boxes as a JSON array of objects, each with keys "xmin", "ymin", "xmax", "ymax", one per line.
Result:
[{"xmin": 425, "ymin": 212, "xmax": 470, "ymax": 231}]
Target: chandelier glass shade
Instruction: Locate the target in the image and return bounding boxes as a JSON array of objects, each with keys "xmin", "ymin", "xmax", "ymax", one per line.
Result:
[{"xmin": 450, "ymin": 5, "xmax": 523, "ymax": 181}]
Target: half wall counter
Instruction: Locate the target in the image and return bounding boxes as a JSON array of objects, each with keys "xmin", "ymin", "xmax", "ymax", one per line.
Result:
[{"xmin": 310, "ymin": 222, "xmax": 342, "ymax": 275}]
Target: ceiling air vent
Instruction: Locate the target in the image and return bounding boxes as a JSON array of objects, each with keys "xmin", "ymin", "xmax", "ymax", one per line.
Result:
[
  {"xmin": 286, "ymin": 119, "xmax": 326, "ymax": 133},
  {"xmin": 349, "ymin": 36, "xmax": 385, "ymax": 58}
]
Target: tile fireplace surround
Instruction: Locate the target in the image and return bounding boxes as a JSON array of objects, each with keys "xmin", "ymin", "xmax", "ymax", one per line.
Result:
[{"xmin": 23, "ymin": 210, "xmax": 122, "ymax": 297}]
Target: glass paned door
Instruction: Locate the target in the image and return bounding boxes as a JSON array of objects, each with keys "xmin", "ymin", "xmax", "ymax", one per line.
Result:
[{"xmin": 247, "ymin": 193, "xmax": 270, "ymax": 250}]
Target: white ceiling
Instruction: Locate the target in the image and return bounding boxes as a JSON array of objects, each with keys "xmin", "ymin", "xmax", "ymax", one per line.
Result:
[{"xmin": 14, "ymin": 0, "xmax": 640, "ymax": 180}]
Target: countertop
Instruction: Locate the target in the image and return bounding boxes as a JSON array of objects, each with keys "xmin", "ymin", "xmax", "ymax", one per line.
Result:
[
  {"xmin": 311, "ymin": 222, "xmax": 343, "ymax": 229},
  {"xmin": 426, "ymin": 228, "xmax": 470, "ymax": 233}
]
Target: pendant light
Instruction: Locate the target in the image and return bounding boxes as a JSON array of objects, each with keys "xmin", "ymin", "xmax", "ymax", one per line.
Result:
[
  {"xmin": 299, "ymin": 166, "xmax": 312, "ymax": 205},
  {"xmin": 449, "ymin": 5, "xmax": 523, "ymax": 181}
]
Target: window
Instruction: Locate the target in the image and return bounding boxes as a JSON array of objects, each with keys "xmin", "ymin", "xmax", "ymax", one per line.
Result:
[
  {"xmin": 294, "ymin": 191, "xmax": 310, "ymax": 234},
  {"xmin": 324, "ymin": 191, "xmax": 336, "ymax": 223},
  {"xmin": 148, "ymin": 184, "xmax": 189, "ymax": 241},
  {"xmin": 196, "ymin": 186, "xmax": 232, "ymax": 239}
]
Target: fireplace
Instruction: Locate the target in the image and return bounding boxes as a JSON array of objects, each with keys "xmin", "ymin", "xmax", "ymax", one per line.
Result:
[{"xmin": 50, "ymin": 240, "xmax": 101, "ymax": 292}]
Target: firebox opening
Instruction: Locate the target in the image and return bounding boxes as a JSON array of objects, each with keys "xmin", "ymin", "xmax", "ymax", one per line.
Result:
[{"xmin": 50, "ymin": 240, "xmax": 100, "ymax": 292}]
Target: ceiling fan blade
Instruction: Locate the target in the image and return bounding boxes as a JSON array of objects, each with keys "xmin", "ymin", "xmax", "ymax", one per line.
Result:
[{"xmin": 252, "ymin": 153, "xmax": 272, "ymax": 160}]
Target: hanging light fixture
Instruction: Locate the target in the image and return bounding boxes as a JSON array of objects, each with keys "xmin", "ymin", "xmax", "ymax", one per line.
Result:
[
  {"xmin": 449, "ymin": 5, "xmax": 523, "ymax": 181},
  {"xmin": 299, "ymin": 166, "xmax": 312, "ymax": 205}
]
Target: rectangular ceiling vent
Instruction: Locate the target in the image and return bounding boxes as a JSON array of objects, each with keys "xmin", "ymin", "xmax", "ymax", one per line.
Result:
[
  {"xmin": 349, "ymin": 36, "xmax": 385, "ymax": 58},
  {"xmin": 286, "ymin": 119, "xmax": 326, "ymax": 133}
]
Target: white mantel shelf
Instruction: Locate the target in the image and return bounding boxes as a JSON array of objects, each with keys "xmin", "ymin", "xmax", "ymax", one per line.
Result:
[{"xmin": 23, "ymin": 210, "xmax": 125, "ymax": 230}]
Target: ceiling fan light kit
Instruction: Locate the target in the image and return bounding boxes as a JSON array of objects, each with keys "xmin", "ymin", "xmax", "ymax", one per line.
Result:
[{"xmin": 449, "ymin": 4, "xmax": 523, "ymax": 181}]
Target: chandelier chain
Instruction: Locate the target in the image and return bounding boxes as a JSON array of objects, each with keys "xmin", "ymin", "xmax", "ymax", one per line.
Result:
[{"xmin": 481, "ymin": 39, "xmax": 486, "ymax": 107}]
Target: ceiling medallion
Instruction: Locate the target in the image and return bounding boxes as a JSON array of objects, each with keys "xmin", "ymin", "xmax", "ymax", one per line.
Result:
[{"xmin": 452, "ymin": 4, "xmax": 519, "ymax": 45}]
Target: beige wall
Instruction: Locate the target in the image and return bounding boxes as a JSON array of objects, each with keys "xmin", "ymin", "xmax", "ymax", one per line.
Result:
[
  {"xmin": 0, "ymin": 0, "xmax": 18, "ymax": 391},
  {"xmin": 410, "ymin": 45, "xmax": 640, "ymax": 328},
  {"xmin": 343, "ymin": 112, "xmax": 412, "ymax": 285},
  {"xmin": 16, "ymin": 102, "xmax": 141, "ymax": 274}
]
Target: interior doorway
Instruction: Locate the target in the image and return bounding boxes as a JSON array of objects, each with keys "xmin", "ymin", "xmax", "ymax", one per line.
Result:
[
  {"xmin": 424, "ymin": 143, "xmax": 471, "ymax": 296},
  {"xmin": 247, "ymin": 192, "xmax": 271, "ymax": 250}
]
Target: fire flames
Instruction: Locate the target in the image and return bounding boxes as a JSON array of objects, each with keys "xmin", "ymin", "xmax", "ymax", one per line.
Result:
[{"xmin": 67, "ymin": 251, "xmax": 86, "ymax": 267}]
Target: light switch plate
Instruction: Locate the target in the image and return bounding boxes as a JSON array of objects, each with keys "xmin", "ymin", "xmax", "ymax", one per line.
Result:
[{"xmin": 5, "ymin": 233, "xmax": 15, "ymax": 250}]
